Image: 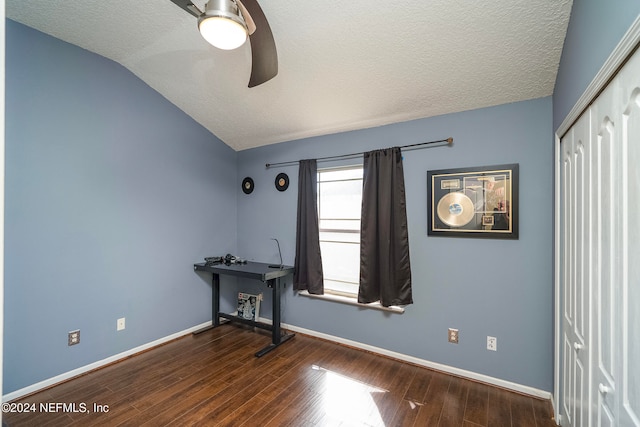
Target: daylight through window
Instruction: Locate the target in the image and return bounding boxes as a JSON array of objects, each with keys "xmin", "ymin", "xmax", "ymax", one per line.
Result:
[{"xmin": 317, "ymin": 165, "xmax": 363, "ymax": 297}]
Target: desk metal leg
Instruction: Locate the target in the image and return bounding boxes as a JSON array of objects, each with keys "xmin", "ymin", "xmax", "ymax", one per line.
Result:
[
  {"xmin": 272, "ymin": 278, "xmax": 281, "ymax": 344},
  {"xmin": 255, "ymin": 277, "xmax": 295, "ymax": 357},
  {"xmin": 212, "ymin": 273, "xmax": 220, "ymax": 327},
  {"xmin": 193, "ymin": 272, "xmax": 220, "ymax": 334}
]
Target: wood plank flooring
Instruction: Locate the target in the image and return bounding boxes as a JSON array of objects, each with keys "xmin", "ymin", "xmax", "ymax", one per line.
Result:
[{"xmin": 3, "ymin": 324, "xmax": 557, "ymax": 426}]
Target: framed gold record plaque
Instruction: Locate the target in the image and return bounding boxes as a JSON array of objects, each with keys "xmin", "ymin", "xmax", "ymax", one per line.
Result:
[{"xmin": 427, "ymin": 164, "xmax": 518, "ymax": 239}]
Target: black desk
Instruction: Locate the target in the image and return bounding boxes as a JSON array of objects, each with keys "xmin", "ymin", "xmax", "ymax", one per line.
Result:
[{"xmin": 193, "ymin": 261, "xmax": 295, "ymax": 357}]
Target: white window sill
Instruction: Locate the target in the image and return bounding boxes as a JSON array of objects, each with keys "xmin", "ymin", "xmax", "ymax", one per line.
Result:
[{"xmin": 297, "ymin": 290, "xmax": 405, "ymax": 313}]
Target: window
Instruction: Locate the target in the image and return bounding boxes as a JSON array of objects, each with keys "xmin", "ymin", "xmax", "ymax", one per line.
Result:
[{"xmin": 317, "ymin": 165, "xmax": 363, "ymax": 297}]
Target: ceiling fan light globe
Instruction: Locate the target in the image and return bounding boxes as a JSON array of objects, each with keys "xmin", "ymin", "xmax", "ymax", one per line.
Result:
[{"xmin": 199, "ymin": 16, "xmax": 247, "ymax": 50}]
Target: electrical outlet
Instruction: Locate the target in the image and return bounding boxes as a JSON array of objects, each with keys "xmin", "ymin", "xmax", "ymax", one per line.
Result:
[
  {"xmin": 487, "ymin": 336, "xmax": 497, "ymax": 351},
  {"xmin": 448, "ymin": 328, "xmax": 459, "ymax": 344},
  {"xmin": 117, "ymin": 317, "xmax": 126, "ymax": 331},
  {"xmin": 68, "ymin": 330, "xmax": 80, "ymax": 346}
]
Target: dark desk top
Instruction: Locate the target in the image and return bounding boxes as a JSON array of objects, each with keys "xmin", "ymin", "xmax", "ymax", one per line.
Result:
[{"xmin": 194, "ymin": 261, "xmax": 294, "ymax": 282}]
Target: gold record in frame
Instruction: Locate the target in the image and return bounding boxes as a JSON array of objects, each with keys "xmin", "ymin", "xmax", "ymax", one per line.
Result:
[
  {"xmin": 427, "ymin": 164, "xmax": 518, "ymax": 239},
  {"xmin": 436, "ymin": 192, "xmax": 474, "ymax": 227}
]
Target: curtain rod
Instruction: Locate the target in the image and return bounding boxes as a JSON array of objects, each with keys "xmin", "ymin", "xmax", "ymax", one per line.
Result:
[{"xmin": 265, "ymin": 137, "xmax": 453, "ymax": 168}]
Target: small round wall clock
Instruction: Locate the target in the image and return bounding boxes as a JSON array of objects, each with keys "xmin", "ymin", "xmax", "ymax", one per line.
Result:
[
  {"xmin": 275, "ymin": 173, "xmax": 289, "ymax": 191},
  {"xmin": 242, "ymin": 177, "xmax": 254, "ymax": 194}
]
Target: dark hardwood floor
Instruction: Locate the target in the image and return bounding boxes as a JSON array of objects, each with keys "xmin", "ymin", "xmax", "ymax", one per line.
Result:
[{"xmin": 4, "ymin": 324, "xmax": 557, "ymax": 426}]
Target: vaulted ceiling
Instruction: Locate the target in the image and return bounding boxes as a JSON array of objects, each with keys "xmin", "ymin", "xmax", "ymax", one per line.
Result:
[{"xmin": 6, "ymin": 0, "xmax": 572, "ymax": 151}]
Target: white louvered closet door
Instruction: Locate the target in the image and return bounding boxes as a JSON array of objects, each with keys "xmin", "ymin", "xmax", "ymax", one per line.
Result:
[
  {"xmin": 561, "ymin": 102, "xmax": 592, "ymax": 427},
  {"xmin": 589, "ymin": 61, "xmax": 620, "ymax": 427},
  {"xmin": 616, "ymin": 43, "xmax": 640, "ymax": 427},
  {"xmin": 559, "ymin": 46, "xmax": 640, "ymax": 427}
]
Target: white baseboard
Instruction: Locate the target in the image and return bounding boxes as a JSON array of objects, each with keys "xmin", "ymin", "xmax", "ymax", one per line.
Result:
[
  {"xmin": 282, "ymin": 321, "xmax": 553, "ymax": 400},
  {"xmin": 4, "ymin": 318, "xmax": 551, "ymax": 403},
  {"xmin": 2, "ymin": 321, "xmax": 212, "ymax": 402}
]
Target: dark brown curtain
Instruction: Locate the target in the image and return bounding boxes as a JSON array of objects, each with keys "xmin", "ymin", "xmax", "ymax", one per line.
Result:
[
  {"xmin": 294, "ymin": 159, "xmax": 324, "ymax": 294},
  {"xmin": 358, "ymin": 147, "xmax": 413, "ymax": 306}
]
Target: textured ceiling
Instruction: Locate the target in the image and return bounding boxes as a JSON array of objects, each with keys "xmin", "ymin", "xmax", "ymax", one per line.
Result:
[{"xmin": 7, "ymin": 0, "xmax": 572, "ymax": 151}]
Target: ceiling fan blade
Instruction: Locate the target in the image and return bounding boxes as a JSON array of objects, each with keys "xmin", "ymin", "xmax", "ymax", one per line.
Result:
[
  {"xmin": 236, "ymin": 0, "xmax": 257, "ymax": 35},
  {"xmin": 168, "ymin": 0, "xmax": 203, "ymax": 17},
  {"xmin": 237, "ymin": 0, "xmax": 278, "ymax": 87}
]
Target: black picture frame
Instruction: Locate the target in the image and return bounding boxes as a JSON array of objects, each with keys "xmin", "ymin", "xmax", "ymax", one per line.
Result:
[{"xmin": 427, "ymin": 164, "xmax": 519, "ymax": 239}]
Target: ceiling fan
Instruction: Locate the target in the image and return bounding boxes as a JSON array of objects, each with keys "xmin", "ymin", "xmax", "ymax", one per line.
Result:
[{"xmin": 169, "ymin": 0, "xmax": 277, "ymax": 87}]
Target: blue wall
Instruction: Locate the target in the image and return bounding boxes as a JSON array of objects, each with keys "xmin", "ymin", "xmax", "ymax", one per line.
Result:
[
  {"xmin": 553, "ymin": 0, "xmax": 640, "ymax": 130},
  {"xmin": 4, "ymin": 21, "xmax": 238, "ymax": 394},
  {"xmin": 237, "ymin": 97, "xmax": 555, "ymax": 392}
]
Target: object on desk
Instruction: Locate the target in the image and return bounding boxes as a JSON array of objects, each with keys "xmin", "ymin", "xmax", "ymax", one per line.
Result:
[
  {"xmin": 238, "ymin": 292, "xmax": 262, "ymax": 321},
  {"xmin": 269, "ymin": 238, "xmax": 284, "ymax": 269},
  {"xmin": 224, "ymin": 254, "xmax": 247, "ymax": 265},
  {"xmin": 204, "ymin": 256, "xmax": 223, "ymax": 266},
  {"xmin": 204, "ymin": 255, "xmax": 247, "ymax": 267}
]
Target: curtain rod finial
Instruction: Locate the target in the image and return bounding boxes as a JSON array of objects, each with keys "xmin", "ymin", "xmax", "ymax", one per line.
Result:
[{"xmin": 447, "ymin": 137, "xmax": 453, "ymax": 144}]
